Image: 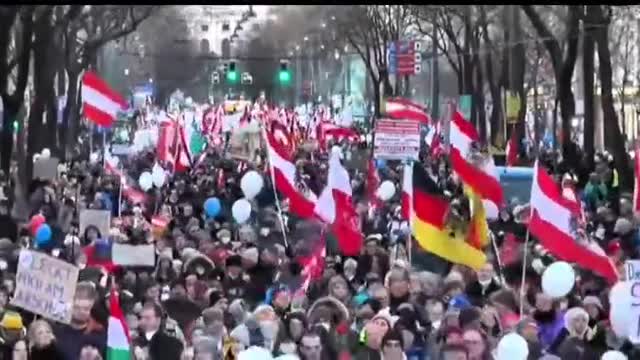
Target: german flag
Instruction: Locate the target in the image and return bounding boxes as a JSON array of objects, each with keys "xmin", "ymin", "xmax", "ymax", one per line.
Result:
[{"xmin": 403, "ymin": 162, "xmax": 486, "ymax": 270}]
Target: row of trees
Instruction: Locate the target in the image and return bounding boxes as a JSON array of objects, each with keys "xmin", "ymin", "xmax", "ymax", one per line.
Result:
[
  {"xmin": 293, "ymin": 5, "xmax": 636, "ymax": 187},
  {"xmin": 0, "ymin": 5, "xmax": 156, "ymax": 181}
]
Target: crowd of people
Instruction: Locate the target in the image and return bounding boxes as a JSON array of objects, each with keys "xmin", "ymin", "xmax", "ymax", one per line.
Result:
[{"xmin": 0, "ymin": 98, "xmax": 636, "ymax": 360}]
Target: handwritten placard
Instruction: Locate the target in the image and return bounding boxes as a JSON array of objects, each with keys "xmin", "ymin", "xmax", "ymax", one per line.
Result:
[
  {"xmin": 626, "ymin": 261, "xmax": 640, "ymax": 281},
  {"xmin": 12, "ymin": 250, "xmax": 79, "ymax": 324}
]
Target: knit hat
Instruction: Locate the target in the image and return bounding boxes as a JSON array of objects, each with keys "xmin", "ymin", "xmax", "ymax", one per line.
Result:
[
  {"xmin": 371, "ymin": 308, "xmax": 398, "ymax": 328},
  {"xmin": 0, "ymin": 311, "xmax": 23, "ymax": 330}
]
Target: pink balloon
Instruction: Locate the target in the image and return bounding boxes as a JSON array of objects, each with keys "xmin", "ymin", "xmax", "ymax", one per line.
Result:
[{"xmin": 29, "ymin": 214, "xmax": 46, "ymax": 235}]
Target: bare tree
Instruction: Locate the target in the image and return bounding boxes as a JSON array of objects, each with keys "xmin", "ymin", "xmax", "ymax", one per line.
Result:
[
  {"xmin": 0, "ymin": 6, "xmax": 34, "ymax": 173},
  {"xmin": 332, "ymin": 5, "xmax": 415, "ymax": 117},
  {"xmin": 60, "ymin": 5, "xmax": 155, "ymax": 158},
  {"xmin": 522, "ymin": 5, "xmax": 581, "ymax": 159}
]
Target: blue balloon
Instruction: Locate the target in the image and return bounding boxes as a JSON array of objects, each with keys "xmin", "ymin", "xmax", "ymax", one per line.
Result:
[
  {"xmin": 204, "ymin": 197, "xmax": 222, "ymax": 218},
  {"xmin": 35, "ymin": 224, "xmax": 52, "ymax": 247},
  {"xmin": 375, "ymin": 158, "xmax": 386, "ymax": 170}
]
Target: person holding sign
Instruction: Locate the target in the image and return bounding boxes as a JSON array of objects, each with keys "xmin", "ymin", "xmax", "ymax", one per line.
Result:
[{"xmin": 52, "ymin": 283, "xmax": 106, "ymax": 360}]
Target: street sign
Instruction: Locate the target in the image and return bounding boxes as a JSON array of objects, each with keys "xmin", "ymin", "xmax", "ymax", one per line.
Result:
[
  {"xmin": 388, "ymin": 42, "xmax": 397, "ymax": 75},
  {"xmin": 388, "ymin": 40, "xmax": 422, "ymax": 76}
]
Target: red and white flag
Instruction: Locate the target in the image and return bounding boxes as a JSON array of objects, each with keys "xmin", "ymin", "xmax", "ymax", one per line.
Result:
[
  {"xmin": 314, "ymin": 151, "xmax": 363, "ymax": 256},
  {"xmin": 367, "ymin": 159, "xmax": 382, "ymax": 210},
  {"xmin": 529, "ymin": 161, "xmax": 618, "ymax": 284},
  {"xmin": 383, "ymin": 97, "xmax": 431, "ymax": 125},
  {"xmin": 297, "ymin": 229, "xmax": 326, "ymax": 294},
  {"xmin": 266, "ymin": 131, "xmax": 362, "ymax": 256},
  {"xmin": 449, "ymin": 110, "xmax": 503, "ymax": 219},
  {"xmin": 104, "ymin": 159, "xmax": 148, "ymax": 205},
  {"xmin": 81, "ymin": 71, "xmax": 127, "ymax": 127},
  {"xmin": 266, "ymin": 131, "xmax": 318, "ymax": 219},
  {"xmin": 401, "ymin": 162, "xmax": 413, "ymax": 221}
]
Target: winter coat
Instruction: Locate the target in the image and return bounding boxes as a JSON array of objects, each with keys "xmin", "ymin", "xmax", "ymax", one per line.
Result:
[{"xmin": 536, "ymin": 311, "xmax": 565, "ymax": 350}]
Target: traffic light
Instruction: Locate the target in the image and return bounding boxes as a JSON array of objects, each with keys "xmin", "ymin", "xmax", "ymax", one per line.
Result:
[
  {"xmin": 226, "ymin": 61, "xmax": 238, "ymax": 83},
  {"xmin": 212, "ymin": 71, "xmax": 220, "ymax": 84},
  {"xmin": 278, "ymin": 60, "xmax": 291, "ymax": 85},
  {"xmin": 12, "ymin": 120, "xmax": 18, "ymax": 133}
]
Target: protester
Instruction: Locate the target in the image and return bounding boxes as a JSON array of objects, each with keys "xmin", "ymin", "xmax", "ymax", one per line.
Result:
[{"xmin": 1, "ymin": 94, "xmax": 639, "ymax": 360}]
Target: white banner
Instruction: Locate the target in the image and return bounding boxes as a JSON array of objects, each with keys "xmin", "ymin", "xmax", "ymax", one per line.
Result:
[{"xmin": 373, "ymin": 119, "xmax": 420, "ymax": 160}]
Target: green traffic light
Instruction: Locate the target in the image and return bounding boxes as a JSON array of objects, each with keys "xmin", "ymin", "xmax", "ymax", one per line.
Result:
[
  {"xmin": 12, "ymin": 120, "xmax": 18, "ymax": 133},
  {"xmin": 279, "ymin": 70, "xmax": 291, "ymax": 84},
  {"xmin": 227, "ymin": 71, "xmax": 238, "ymax": 83}
]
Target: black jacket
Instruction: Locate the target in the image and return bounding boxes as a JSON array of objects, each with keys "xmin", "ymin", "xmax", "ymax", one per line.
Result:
[
  {"xmin": 465, "ymin": 279, "xmax": 501, "ymax": 307},
  {"xmin": 148, "ymin": 331, "xmax": 184, "ymax": 360}
]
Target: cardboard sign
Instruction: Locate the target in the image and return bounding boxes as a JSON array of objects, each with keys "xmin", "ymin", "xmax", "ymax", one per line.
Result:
[
  {"xmin": 12, "ymin": 250, "xmax": 79, "ymax": 324},
  {"xmin": 33, "ymin": 158, "xmax": 60, "ymax": 180},
  {"xmin": 112, "ymin": 243, "xmax": 155, "ymax": 267},
  {"xmin": 79, "ymin": 210, "xmax": 111, "ymax": 239}
]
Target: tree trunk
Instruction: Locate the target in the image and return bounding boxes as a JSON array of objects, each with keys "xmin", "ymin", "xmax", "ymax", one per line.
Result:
[
  {"xmin": 592, "ymin": 6, "xmax": 632, "ymax": 189},
  {"xmin": 62, "ymin": 69, "xmax": 80, "ymax": 160},
  {"xmin": 510, "ymin": 6, "xmax": 527, "ymax": 156},
  {"xmin": 583, "ymin": 9, "xmax": 596, "ymax": 171},
  {"xmin": 26, "ymin": 9, "xmax": 55, "ymax": 181}
]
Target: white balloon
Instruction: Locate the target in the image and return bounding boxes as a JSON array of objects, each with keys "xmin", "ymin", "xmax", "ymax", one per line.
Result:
[
  {"xmin": 541, "ymin": 261, "xmax": 575, "ymax": 298},
  {"xmin": 240, "ymin": 171, "xmax": 264, "ymax": 199},
  {"xmin": 376, "ymin": 180, "xmax": 396, "ymax": 201},
  {"xmin": 40, "ymin": 148, "xmax": 51, "ymax": 159},
  {"xmin": 609, "ymin": 281, "xmax": 633, "ymax": 338},
  {"xmin": 601, "ymin": 350, "xmax": 628, "ymax": 360},
  {"xmin": 496, "ymin": 333, "xmax": 529, "ymax": 360},
  {"xmin": 89, "ymin": 152, "xmax": 99, "ymax": 164},
  {"xmin": 152, "ymin": 166, "xmax": 166, "ymax": 188},
  {"xmin": 232, "ymin": 198, "xmax": 252, "ymax": 224},
  {"xmin": 138, "ymin": 171, "xmax": 153, "ymax": 191}
]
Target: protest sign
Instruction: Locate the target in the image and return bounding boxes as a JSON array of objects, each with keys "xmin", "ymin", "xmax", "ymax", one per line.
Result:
[
  {"xmin": 12, "ymin": 250, "xmax": 79, "ymax": 324},
  {"xmin": 112, "ymin": 243, "xmax": 155, "ymax": 267},
  {"xmin": 623, "ymin": 261, "xmax": 640, "ymax": 344},
  {"xmin": 79, "ymin": 209, "xmax": 111, "ymax": 239},
  {"xmin": 33, "ymin": 157, "xmax": 60, "ymax": 180},
  {"xmin": 373, "ymin": 119, "xmax": 420, "ymax": 160}
]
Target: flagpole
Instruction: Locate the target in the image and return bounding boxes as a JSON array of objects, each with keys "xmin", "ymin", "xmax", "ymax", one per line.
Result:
[
  {"xmin": 519, "ymin": 228, "xmax": 530, "ymax": 315},
  {"xmin": 262, "ymin": 128, "xmax": 289, "ymax": 249},
  {"xmin": 490, "ymin": 232, "xmax": 506, "ymax": 285},
  {"xmin": 118, "ymin": 175, "xmax": 123, "ymax": 218}
]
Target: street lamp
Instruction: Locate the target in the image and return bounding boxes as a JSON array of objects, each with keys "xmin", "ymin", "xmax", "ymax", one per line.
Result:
[
  {"xmin": 334, "ymin": 49, "xmax": 340, "ymax": 60},
  {"xmin": 124, "ymin": 68, "xmax": 130, "ymax": 76},
  {"xmin": 304, "ymin": 36, "xmax": 309, "ymax": 42},
  {"xmin": 320, "ymin": 44, "xmax": 325, "ymax": 50},
  {"xmin": 295, "ymin": 45, "xmax": 301, "ymax": 51},
  {"xmin": 148, "ymin": 78, "xmax": 153, "ymax": 84},
  {"xmin": 331, "ymin": 15, "xmax": 336, "ymax": 21},
  {"xmin": 321, "ymin": 22, "xmax": 326, "ymax": 28}
]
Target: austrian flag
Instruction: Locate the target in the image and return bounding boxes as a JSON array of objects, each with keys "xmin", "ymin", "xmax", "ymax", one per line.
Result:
[
  {"xmin": 529, "ymin": 161, "xmax": 618, "ymax": 284},
  {"xmin": 81, "ymin": 71, "xmax": 127, "ymax": 127}
]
